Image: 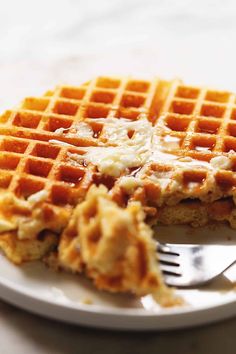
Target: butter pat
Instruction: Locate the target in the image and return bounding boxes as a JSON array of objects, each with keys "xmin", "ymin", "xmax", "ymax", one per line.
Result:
[
  {"xmin": 210, "ymin": 156, "xmax": 232, "ymax": 170},
  {"xmin": 73, "ymin": 122, "xmax": 93, "ymax": 138},
  {"xmin": 18, "ymin": 218, "xmax": 45, "ymax": 240},
  {"xmin": 119, "ymin": 176, "xmax": 143, "ymax": 193},
  {"xmin": 28, "ymin": 190, "xmax": 49, "ymax": 205},
  {"xmin": 49, "ymin": 139, "xmax": 74, "ymax": 147}
]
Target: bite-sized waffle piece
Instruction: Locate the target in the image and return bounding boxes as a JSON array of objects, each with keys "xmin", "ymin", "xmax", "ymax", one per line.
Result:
[{"xmin": 57, "ymin": 184, "xmax": 178, "ymax": 306}]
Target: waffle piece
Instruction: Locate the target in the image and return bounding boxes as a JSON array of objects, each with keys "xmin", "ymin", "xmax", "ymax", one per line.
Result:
[
  {"xmin": 157, "ymin": 80, "xmax": 236, "ymax": 167},
  {"xmin": 144, "ymin": 80, "xmax": 236, "ymax": 207},
  {"xmin": 57, "ymin": 184, "xmax": 177, "ymax": 306},
  {"xmin": 159, "ymin": 81, "xmax": 236, "ymax": 158}
]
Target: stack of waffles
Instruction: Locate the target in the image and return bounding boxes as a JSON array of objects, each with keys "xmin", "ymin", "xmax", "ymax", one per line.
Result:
[{"xmin": 0, "ymin": 76, "xmax": 236, "ymax": 305}]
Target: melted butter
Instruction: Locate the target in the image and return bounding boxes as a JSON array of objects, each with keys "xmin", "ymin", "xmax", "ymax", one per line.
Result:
[
  {"xmin": 49, "ymin": 140, "xmax": 74, "ymax": 147},
  {"xmin": 69, "ymin": 122, "xmax": 93, "ymax": 138},
  {"xmin": 63, "ymin": 116, "xmax": 234, "ymax": 190},
  {"xmin": 195, "ymin": 146, "xmax": 211, "ymax": 152},
  {"xmin": 148, "ymin": 174, "xmax": 171, "ymax": 190},
  {"xmin": 210, "ymin": 155, "xmax": 232, "ymax": 170},
  {"xmin": 0, "ymin": 191, "xmax": 49, "ymax": 236},
  {"xmin": 54, "ymin": 127, "xmax": 71, "ymax": 135},
  {"xmin": 68, "ymin": 146, "xmax": 147, "ymax": 177},
  {"xmin": 119, "ymin": 176, "xmax": 143, "ymax": 194},
  {"xmin": 55, "ymin": 122, "xmax": 93, "ymax": 139},
  {"xmin": 162, "ymin": 135, "xmax": 181, "ymax": 150},
  {"xmin": 67, "ymin": 117, "xmax": 153, "ymax": 177},
  {"xmin": 96, "ymin": 117, "xmax": 153, "ymax": 147},
  {"xmin": 0, "ymin": 218, "xmax": 16, "ymax": 232},
  {"xmin": 27, "ymin": 190, "xmax": 49, "ymax": 205}
]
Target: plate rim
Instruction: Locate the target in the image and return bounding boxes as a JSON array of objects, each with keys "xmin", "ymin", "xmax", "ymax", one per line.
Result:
[{"xmin": 1, "ymin": 259, "xmax": 236, "ymax": 330}]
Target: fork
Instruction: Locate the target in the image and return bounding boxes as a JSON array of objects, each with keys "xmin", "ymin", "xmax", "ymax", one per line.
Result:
[{"xmin": 157, "ymin": 243, "xmax": 236, "ymax": 287}]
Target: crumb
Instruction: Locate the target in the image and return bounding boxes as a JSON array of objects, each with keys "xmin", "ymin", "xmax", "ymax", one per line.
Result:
[
  {"xmin": 43, "ymin": 251, "xmax": 61, "ymax": 272},
  {"xmin": 81, "ymin": 297, "xmax": 93, "ymax": 305}
]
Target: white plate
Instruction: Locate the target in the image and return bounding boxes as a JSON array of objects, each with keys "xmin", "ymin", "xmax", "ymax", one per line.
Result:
[{"xmin": 1, "ymin": 225, "xmax": 236, "ymax": 330}]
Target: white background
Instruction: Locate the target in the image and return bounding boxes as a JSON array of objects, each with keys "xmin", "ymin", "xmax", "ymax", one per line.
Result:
[{"xmin": 1, "ymin": 0, "xmax": 236, "ymax": 110}]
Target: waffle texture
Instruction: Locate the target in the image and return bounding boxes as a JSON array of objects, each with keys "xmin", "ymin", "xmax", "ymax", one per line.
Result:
[{"xmin": 1, "ymin": 76, "xmax": 236, "ymax": 302}]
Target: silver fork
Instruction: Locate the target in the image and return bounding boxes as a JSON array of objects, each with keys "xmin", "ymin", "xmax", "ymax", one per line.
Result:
[{"xmin": 157, "ymin": 243, "xmax": 236, "ymax": 287}]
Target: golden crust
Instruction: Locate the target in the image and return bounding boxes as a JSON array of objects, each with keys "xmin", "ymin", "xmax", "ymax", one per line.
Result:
[
  {"xmin": 0, "ymin": 231, "xmax": 57, "ymax": 264},
  {"xmin": 157, "ymin": 198, "xmax": 236, "ymax": 228}
]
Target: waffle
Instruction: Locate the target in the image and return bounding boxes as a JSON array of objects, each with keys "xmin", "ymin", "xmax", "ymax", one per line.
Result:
[
  {"xmin": 54, "ymin": 184, "xmax": 178, "ymax": 306},
  {"xmin": 0, "ymin": 76, "xmax": 170, "ymax": 203},
  {"xmin": 0, "ymin": 76, "xmax": 174, "ymax": 243},
  {"xmin": 135, "ymin": 80, "xmax": 236, "ymax": 227},
  {"xmin": 1, "ymin": 75, "xmax": 236, "ymax": 303}
]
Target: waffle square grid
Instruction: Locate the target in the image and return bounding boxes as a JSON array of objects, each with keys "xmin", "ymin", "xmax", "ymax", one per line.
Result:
[{"xmin": 1, "ymin": 76, "xmax": 236, "ymax": 209}]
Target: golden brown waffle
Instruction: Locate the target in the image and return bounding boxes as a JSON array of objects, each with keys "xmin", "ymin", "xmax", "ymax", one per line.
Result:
[
  {"xmin": 0, "ymin": 76, "xmax": 173, "ymax": 267},
  {"xmin": 158, "ymin": 80, "xmax": 236, "ymax": 162},
  {"xmin": 0, "ymin": 76, "xmax": 171, "ymax": 209},
  {"xmin": 159, "ymin": 81, "xmax": 236, "ymax": 158},
  {"xmin": 1, "ymin": 75, "xmax": 236, "ymax": 303},
  {"xmin": 1, "ymin": 76, "xmax": 236, "ymax": 235},
  {"xmin": 3, "ymin": 76, "xmax": 236, "ymax": 214},
  {"xmin": 123, "ymin": 81, "xmax": 236, "ymax": 216}
]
